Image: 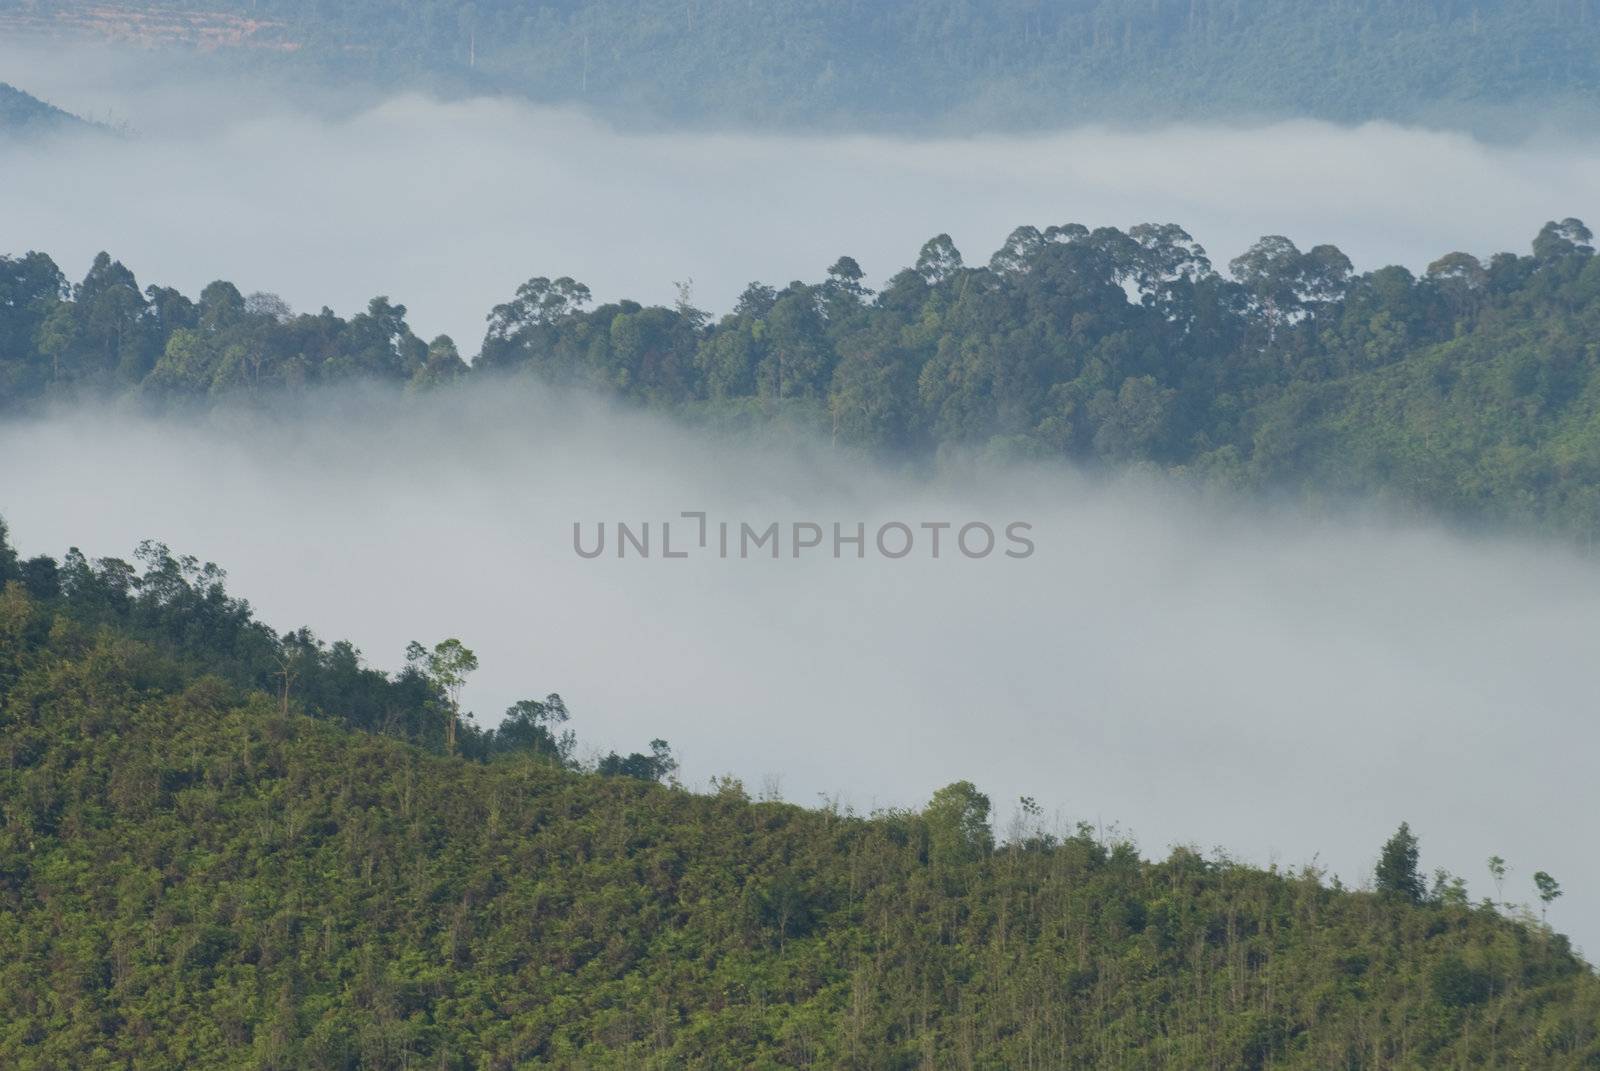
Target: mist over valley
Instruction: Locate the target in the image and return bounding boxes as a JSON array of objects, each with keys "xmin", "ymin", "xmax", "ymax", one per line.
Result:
[{"xmin": 4, "ymin": 25, "xmax": 1599, "ymax": 1067}]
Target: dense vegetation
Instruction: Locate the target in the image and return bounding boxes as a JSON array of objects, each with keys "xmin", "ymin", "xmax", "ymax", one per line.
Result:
[
  {"xmin": 0, "ymin": 82, "xmax": 87, "ymax": 135},
  {"xmin": 0, "ymin": 516, "xmax": 671, "ymax": 773},
  {"xmin": 50, "ymin": 0, "xmax": 1600, "ymax": 130},
  {"xmin": 8, "ymin": 218, "xmax": 1600, "ymax": 536},
  {"xmin": 0, "ymin": 516, "xmax": 1596, "ymax": 1068}
]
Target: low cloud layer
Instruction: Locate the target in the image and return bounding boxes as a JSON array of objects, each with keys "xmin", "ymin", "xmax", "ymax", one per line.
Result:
[
  {"xmin": 2, "ymin": 382, "xmax": 1596, "ymax": 952},
  {"xmin": 4, "ymin": 41, "xmax": 1600, "ymax": 348},
  {"xmin": 5, "ymin": 42, "xmax": 1596, "ymax": 952}
]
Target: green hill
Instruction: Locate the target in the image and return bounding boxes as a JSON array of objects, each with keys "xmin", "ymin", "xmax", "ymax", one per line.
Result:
[
  {"xmin": 2, "ymin": 520, "xmax": 1598, "ymax": 1067},
  {"xmin": 43, "ymin": 0, "xmax": 1600, "ymax": 130}
]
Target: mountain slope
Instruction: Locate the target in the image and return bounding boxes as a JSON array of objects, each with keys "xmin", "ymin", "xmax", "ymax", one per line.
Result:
[
  {"xmin": 0, "ymin": 82, "xmax": 89, "ymax": 135},
  {"xmin": 1, "ymin": 528, "xmax": 1598, "ymax": 1068},
  {"xmin": 18, "ymin": 0, "xmax": 1600, "ymax": 131}
]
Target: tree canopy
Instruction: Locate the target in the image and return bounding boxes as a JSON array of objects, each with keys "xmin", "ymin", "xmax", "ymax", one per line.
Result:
[
  {"xmin": 1, "ymin": 515, "xmax": 1596, "ymax": 1067},
  {"xmin": 9, "ymin": 218, "xmax": 1600, "ymax": 538}
]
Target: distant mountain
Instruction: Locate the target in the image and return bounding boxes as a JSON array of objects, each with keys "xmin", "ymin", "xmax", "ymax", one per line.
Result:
[
  {"xmin": 11, "ymin": 0, "xmax": 1600, "ymax": 131},
  {"xmin": 0, "ymin": 81, "xmax": 89, "ymax": 135}
]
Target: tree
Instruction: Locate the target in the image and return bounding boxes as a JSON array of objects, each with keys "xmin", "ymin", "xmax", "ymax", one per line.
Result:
[
  {"xmin": 494, "ymin": 695, "xmax": 574, "ymax": 764},
  {"xmin": 1229, "ymin": 235, "xmax": 1352, "ymax": 335},
  {"xmin": 915, "ymin": 234, "xmax": 964, "ymax": 285},
  {"xmin": 1532, "ymin": 217, "xmax": 1594, "ymax": 262},
  {"xmin": 0, "ymin": 251, "xmax": 67, "ymax": 397},
  {"xmin": 596, "ymin": 738, "xmax": 677, "ymax": 782},
  {"xmin": 0, "ymin": 512, "xmax": 19, "ymax": 589},
  {"xmin": 925, "ymin": 780, "xmax": 993, "ymax": 865},
  {"xmin": 142, "ymin": 284, "xmax": 198, "ymax": 341},
  {"xmin": 760, "ymin": 285, "xmax": 832, "ymax": 399},
  {"xmin": 338, "ymin": 296, "xmax": 426, "ymax": 381},
  {"xmin": 73, "ymin": 252, "xmax": 148, "ymax": 382},
  {"xmin": 408, "ymin": 335, "xmax": 470, "ymax": 391},
  {"xmin": 1533, "ymin": 871, "xmax": 1562, "ymax": 921},
  {"xmin": 1426, "ymin": 251, "xmax": 1486, "ymax": 287},
  {"xmin": 732, "ymin": 281, "xmax": 778, "ymax": 319},
  {"xmin": 1128, "ymin": 223, "xmax": 1211, "ymax": 284},
  {"xmin": 197, "ymin": 279, "xmax": 246, "ymax": 334},
  {"xmin": 1089, "ymin": 375, "xmax": 1175, "ymax": 462},
  {"xmin": 1229, "ymin": 235, "xmax": 1303, "ymax": 310},
  {"xmin": 483, "ymin": 276, "xmax": 591, "ymax": 347},
  {"xmin": 1487, "ymin": 855, "xmax": 1507, "ymax": 903},
  {"xmin": 1430, "ymin": 868, "xmax": 1469, "ymax": 907},
  {"xmin": 269, "ymin": 627, "xmax": 320, "ymax": 722},
  {"xmin": 988, "ymin": 225, "xmax": 1044, "ymax": 274},
  {"xmin": 1426, "ymin": 252, "xmax": 1487, "ymax": 317},
  {"xmin": 1375, "ymin": 823, "xmax": 1424, "ymax": 903},
  {"xmin": 827, "ymin": 340, "xmax": 915, "ymax": 449},
  {"xmin": 1298, "ymin": 243, "xmax": 1356, "ymax": 305},
  {"xmin": 0, "ymin": 514, "xmax": 18, "ymax": 586},
  {"xmin": 822, "ymin": 256, "xmax": 871, "ymax": 318},
  {"xmin": 273, "ymin": 639, "xmax": 301, "ymax": 721},
  {"xmin": 405, "ymin": 638, "xmax": 479, "ymax": 753},
  {"xmin": 672, "ymin": 277, "xmax": 709, "ymax": 330}
]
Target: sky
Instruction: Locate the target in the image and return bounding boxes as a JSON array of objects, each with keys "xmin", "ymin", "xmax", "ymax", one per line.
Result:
[
  {"xmin": 2, "ymin": 40, "xmax": 1597, "ymax": 954},
  {"xmin": 1, "ymin": 385, "xmax": 1596, "ymax": 953},
  {"xmin": 3, "ymin": 41, "xmax": 1600, "ymax": 349}
]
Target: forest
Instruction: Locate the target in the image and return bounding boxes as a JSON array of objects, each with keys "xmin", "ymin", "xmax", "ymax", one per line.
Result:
[
  {"xmin": 6, "ymin": 218, "xmax": 1600, "ymax": 537},
  {"xmin": 27, "ymin": 0, "xmax": 1600, "ymax": 129},
  {"xmin": 8, "ymin": 5, "xmax": 1600, "ymax": 1066},
  {"xmin": 0, "ymin": 82, "xmax": 87, "ymax": 135},
  {"xmin": 0, "ymin": 514, "xmax": 1595, "ymax": 1068}
]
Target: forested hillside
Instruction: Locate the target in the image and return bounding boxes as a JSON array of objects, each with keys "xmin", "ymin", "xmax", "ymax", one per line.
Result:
[
  {"xmin": 0, "ymin": 516, "xmax": 1597, "ymax": 1068},
  {"xmin": 6, "ymin": 219, "xmax": 1600, "ymax": 536},
  {"xmin": 0, "ymin": 82, "xmax": 88, "ymax": 135},
  {"xmin": 16, "ymin": 0, "xmax": 1600, "ymax": 129}
]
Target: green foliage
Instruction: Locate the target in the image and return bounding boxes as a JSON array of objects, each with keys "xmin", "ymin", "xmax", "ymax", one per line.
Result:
[
  {"xmin": 1537, "ymin": 871, "xmax": 1565, "ymax": 909},
  {"xmin": 8, "ymin": 218, "xmax": 1600, "ymax": 540},
  {"xmin": 0, "ymin": 516, "xmax": 17, "ymax": 586},
  {"xmin": 594, "ymin": 738, "xmax": 677, "ymax": 784},
  {"xmin": 134, "ymin": 1, "xmax": 1600, "ymax": 130},
  {"xmin": 1431, "ymin": 954, "xmax": 1493, "ymax": 1008},
  {"xmin": 1488, "ymin": 854, "xmax": 1508, "ymax": 903},
  {"xmin": 0, "ymin": 526, "xmax": 659, "ymax": 771},
  {"xmin": 483, "ymin": 695, "xmax": 574, "ymax": 766},
  {"xmin": 406, "ymin": 638, "xmax": 479, "ymax": 753},
  {"xmin": 2, "ymin": 561, "xmax": 1598, "ymax": 1068},
  {"xmin": 923, "ymin": 780, "xmax": 993, "ymax": 866},
  {"xmin": 1377, "ymin": 822, "xmax": 1425, "ymax": 904}
]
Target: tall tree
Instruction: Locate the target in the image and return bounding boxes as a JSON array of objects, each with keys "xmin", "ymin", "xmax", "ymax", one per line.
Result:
[
  {"xmin": 1376, "ymin": 822, "xmax": 1424, "ymax": 903},
  {"xmin": 915, "ymin": 234, "xmax": 964, "ymax": 285},
  {"xmin": 406, "ymin": 638, "xmax": 479, "ymax": 754},
  {"xmin": 1533, "ymin": 871, "xmax": 1563, "ymax": 922},
  {"xmin": 494, "ymin": 695, "xmax": 574, "ymax": 763},
  {"xmin": 1487, "ymin": 855, "xmax": 1508, "ymax": 903},
  {"xmin": 0, "ymin": 514, "xmax": 18, "ymax": 585},
  {"xmin": 925, "ymin": 780, "xmax": 993, "ymax": 866},
  {"xmin": 73, "ymin": 252, "xmax": 148, "ymax": 382}
]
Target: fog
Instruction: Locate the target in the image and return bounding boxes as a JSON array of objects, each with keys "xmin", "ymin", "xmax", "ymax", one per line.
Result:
[
  {"xmin": 2, "ymin": 382, "xmax": 1596, "ymax": 953},
  {"xmin": 5, "ymin": 41, "xmax": 1600, "ymax": 347},
  {"xmin": 4, "ymin": 42, "xmax": 1598, "ymax": 953}
]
